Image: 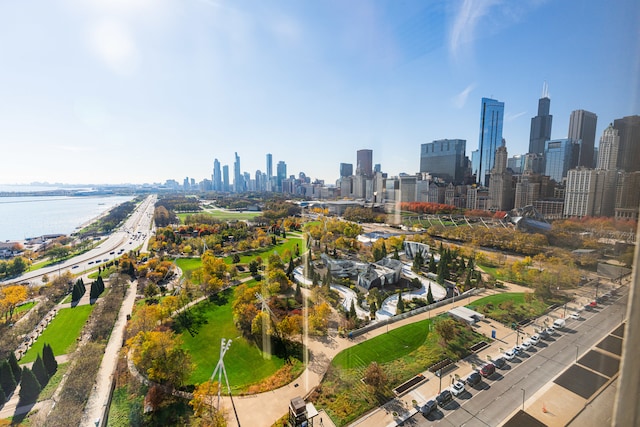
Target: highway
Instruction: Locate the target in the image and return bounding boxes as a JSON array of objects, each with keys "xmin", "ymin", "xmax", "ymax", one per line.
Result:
[
  {"xmin": 10, "ymin": 194, "xmax": 156, "ymax": 285},
  {"xmin": 408, "ymin": 288, "xmax": 628, "ymax": 427}
]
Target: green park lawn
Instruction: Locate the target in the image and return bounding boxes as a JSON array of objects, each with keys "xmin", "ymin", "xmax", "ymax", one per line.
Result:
[
  {"xmin": 467, "ymin": 292, "xmax": 548, "ymax": 324},
  {"xmin": 15, "ymin": 301, "xmax": 36, "ymax": 315},
  {"xmin": 179, "ymin": 290, "xmax": 287, "ymax": 391},
  {"xmin": 20, "ymin": 305, "xmax": 94, "ymax": 364},
  {"xmin": 177, "ymin": 209, "xmax": 261, "ymax": 223}
]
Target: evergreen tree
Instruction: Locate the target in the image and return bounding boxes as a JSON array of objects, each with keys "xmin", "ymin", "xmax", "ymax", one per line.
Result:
[
  {"xmin": 0, "ymin": 360, "xmax": 16, "ymax": 396},
  {"xmin": 295, "ymin": 243, "xmax": 300, "ymax": 257},
  {"xmin": 396, "ymin": 291, "xmax": 404, "ymax": 314},
  {"xmin": 19, "ymin": 367, "xmax": 41, "ymax": 404},
  {"xmin": 97, "ymin": 275, "xmax": 105, "ymax": 293},
  {"xmin": 286, "ymin": 256, "xmax": 295, "ymax": 278},
  {"xmin": 90, "ymin": 281, "xmax": 99, "ymax": 300},
  {"xmin": 427, "ymin": 284, "xmax": 435, "ymax": 304},
  {"xmin": 282, "ymin": 229, "xmax": 286, "ymax": 239},
  {"xmin": 437, "ymin": 261, "xmax": 445, "ymax": 285},
  {"xmin": 8, "ymin": 352, "xmax": 21, "ymax": 383},
  {"xmin": 393, "ymin": 248, "xmax": 400, "ymax": 260},
  {"xmin": 464, "ymin": 274, "xmax": 472, "ymax": 291},
  {"xmin": 295, "ymin": 282, "xmax": 302, "ymax": 302},
  {"xmin": 32, "ymin": 354, "xmax": 49, "ymax": 388},
  {"xmin": 412, "ymin": 250, "xmax": 424, "ymax": 272},
  {"xmin": 128, "ymin": 261, "xmax": 136, "ymax": 277},
  {"xmin": 467, "ymin": 257, "xmax": 475, "ymax": 272},
  {"xmin": 0, "ymin": 385, "xmax": 6, "ymax": 406},
  {"xmin": 369, "ymin": 301, "xmax": 377, "ymax": 318},
  {"xmin": 42, "ymin": 343, "xmax": 58, "ymax": 376},
  {"xmin": 349, "ymin": 300, "xmax": 357, "ymax": 320}
]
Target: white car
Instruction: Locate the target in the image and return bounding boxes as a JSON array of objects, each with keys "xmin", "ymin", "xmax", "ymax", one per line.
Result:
[
  {"xmin": 504, "ymin": 349, "xmax": 517, "ymax": 360},
  {"xmin": 451, "ymin": 381, "xmax": 465, "ymax": 397},
  {"xmin": 530, "ymin": 334, "xmax": 540, "ymax": 345},
  {"xmin": 546, "ymin": 326, "xmax": 556, "ymax": 335},
  {"xmin": 521, "ymin": 339, "xmax": 533, "ymax": 351},
  {"xmin": 570, "ymin": 312, "xmax": 580, "ymax": 320}
]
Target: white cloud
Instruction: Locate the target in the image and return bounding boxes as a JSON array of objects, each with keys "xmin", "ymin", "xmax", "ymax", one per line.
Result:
[
  {"xmin": 505, "ymin": 111, "xmax": 527, "ymax": 121},
  {"xmin": 452, "ymin": 83, "xmax": 476, "ymax": 108},
  {"xmin": 449, "ymin": 0, "xmax": 501, "ymax": 58},
  {"xmin": 88, "ymin": 20, "xmax": 138, "ymax": 76}
]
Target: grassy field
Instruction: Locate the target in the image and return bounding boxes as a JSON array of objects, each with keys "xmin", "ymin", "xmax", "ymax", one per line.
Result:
[
  {"xmin": 177, "ymin": 209, "xmax": 261, "ymax": 223},
  {"xmin": 15, "ymin": 301, "xmax": 36, "ymax": 315},
  {"xmin": 318, "ymin": 316, "xmax": 486, "ymax": 425},
  {"xmin": 467, "ymin": 292, "xmax": 548, "ymax": 324},
  {"xmin": 175, "ymin": 257, "xmax": 202, "ymax": 276},
  {"xmin": 20, "ymin": 305, "xmax": 94, "ymax": 364},
  {"xmin": 332, "ymin": 320, "xmax": 431, "ymax": 369},
  {"xmin": 179, "ymin": 290, "xmax": 287, "ymax": 390}
]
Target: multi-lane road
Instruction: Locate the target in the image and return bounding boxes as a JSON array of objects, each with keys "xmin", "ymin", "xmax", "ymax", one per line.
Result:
[
  {"xmin": 10, "ymin": 194, "xmax": 156, "ymax": 285},
  {"xmin": 409, "ymin": 288, "xmax": 628, "ymax": 426}
]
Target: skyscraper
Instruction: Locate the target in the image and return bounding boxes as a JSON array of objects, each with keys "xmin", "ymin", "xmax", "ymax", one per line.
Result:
[
  {"xmin": 277, "ymin": 160, "xmax": 287, "ymax": 192},
  {"xmin": 477, "ymin": 97, "xmax": 505, "ymax": 186},
  {"xmin": 213, "ymin": 158, "xmax": 222, "ymax": 191},
  {"xmin": 233, "ymin": 152, "xmax": 243, "ymax": 193},
  {"xmin": 356, "ymin": 149, "xmax": 373, "ymax": 178},
  {"xmin": 488, "ymin": 145, "xmax": 513, "ymax": 211},
  {"xmin": 222, "ymin": 165, "xmax": 230, "ymax": 192},
  {"xmin": 568, "ymin": 109, "xmax": 598, "ymax": 168},
  {"xmin": 266, "ymin": 153, "xmax": 273, "ymax": 178},
  {"xmin": 419, "ymin": 139, "xmax": 467, "ymax": 184},
  {"xmin": 529, "ymin": 84, "xmax": 553, "ymax": 155},
  {"xmin": 613, "ymin": 115, "xmax": 640, "ymax": 172},
  {"xmin": 597, "ymin": 124, "xmax": 620, "ymax": 170},
  {"xmin": 340, "ymin": 163, "xmax": 353, "ymax": 177},
  {"xmin": 544, "ymin": 139, "xmax": 574, "ymax": 182}
]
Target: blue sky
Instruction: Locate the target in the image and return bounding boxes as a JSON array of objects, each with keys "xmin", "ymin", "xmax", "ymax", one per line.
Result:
[{"xmin": 0, "ymin": 0, "xmax": 638, "ymax": 186}]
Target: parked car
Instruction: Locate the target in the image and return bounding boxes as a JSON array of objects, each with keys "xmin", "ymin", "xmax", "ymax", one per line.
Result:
[
  {"xmin": 451, "ymin": 381, "xmax": 465, "ymax": 397},
  {"xmin": 570, "ymin": 312, "xmax": 580, "ymax": 320},
  {"xmin": 514, "ymin": 345, "xmax": 524, "ymax": 354},
  {"xmin": 465, "ymin": 371, "xmax": 482, "ymax": 386},
  {"xmin": 530, "ymin": 334, "xmax": 540, "ymax": 345},
  {"xmin": 436, "ymin": 390, "xmax": 453, "ymax": 407},
  {"xmin": 546, "ymin": 326, "xmax": 556, "ymax": 335},
  {"xmin": 479, "ymin": 363, "xmax": 495, "ymax": 377},
  {"xmin": 521, "ymin": 340, "xmax": 532, "ymax": 350},
  {"xmin": 538, "ymin": 329, "xmax": 549, "ymax": 339},
  {"xmin": 493, "ymin": 357, "xmax": 506, "ymax": 369},
  {"xmin": 504, "ymin": 349, "xmax": 517, "ymax": 360},
  {"xmin": 420, "ymin": 400, "xmax": 437, "ymax": 415},
  {"xmin": 553, "ymin": 318, "xmax": 566, "ymax": 329}
]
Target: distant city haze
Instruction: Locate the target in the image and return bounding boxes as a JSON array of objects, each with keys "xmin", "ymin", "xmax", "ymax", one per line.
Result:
[{"xmin": 0, "ymin": 1, "xmax": 637, "ymax": 185}]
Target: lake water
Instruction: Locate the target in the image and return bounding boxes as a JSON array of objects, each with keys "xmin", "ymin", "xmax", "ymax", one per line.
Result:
[{"xmin": 0, "ymin": 195, "xmax": 135, "ymax": 241}]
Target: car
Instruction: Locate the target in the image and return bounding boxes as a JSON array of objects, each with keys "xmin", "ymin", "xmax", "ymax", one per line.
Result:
[
  {"xmin": 110, "ymin": 251, "xmax": 115, "ymax": 255},
  {"xmin": 436, "ymin": 390, "xmax": 453, "ymax": 407},
  {"xmin": 504, "ymin": 349, "xmax": 517, "ymax": 360},
  {"xmin": 546, "ymin": 326, "xmax": 556, "ymax": 335},
  {"xmin": 553, "ymin": 318, "xmax": 566, "ymax": 329},
  {"xmin": 451, "ymin": 381, "xmax": 465, "ymax": 396},
  {"xmin": 465, "ymin": 371, "xmax": 482, "ymax": 386},
  {"xmin": 479, "ymin": 363, "xmax": 495, "ymax": 377},
  {"xmin": 493, "ymin": 357, "xmax": 506, "ymax": 369},
  {"xmin": 570, "ymin": 312, "xmax": 580, "ymax": 320},
  {"xmin": 521, "ymin": 340, "xmax": 532, "ymax": 350},
  {"xmin": 530, "ymin": 334, "xmax": 540, "ymax": 345},
  {"xmin": 72, "ymin": 265, "xmax": 79, "ymax": 269},
  {"xmin": 420, "ymin": 400, "xmax": 437, "ymax": 415},
  {"xmin": 538, "ymin": 329, "xmax": 549, "ymax": 338},
  {"xmin": 514, "ymin": 345, "xmax": 524, "ymax": 354},
  {"xmin": 103, "ymin": 258, "xmax": 109, "ymax": 262},
  {"xmin": 88, "ymin": 261, "xmax": 94, "ymax": 264}
]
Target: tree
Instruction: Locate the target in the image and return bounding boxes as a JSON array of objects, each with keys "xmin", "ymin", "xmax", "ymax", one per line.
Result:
[
  {"xmin": 426, "ymin": 284, "xmax": 434, "ymax": 304},
  {"xmin": 130, "ymin": 330, "xmax": 193, "ymax": 387},
  {"xmin": 0, "ymin": 284, "xmax": 28, "ymax": 322},
  {"xmin": 42, "ymin": 343, "xmax": 58, "ymax": 376},
  {"xmin": 369, "ymin": 301, "xmax": 377, "ymax": 318},
  {"xmin": 249, "ymin": 260, "xmax": 259, "ymax": 276},
  {"xmin": 393, "ymin": 248, "xmax": 400, "ymax": 260},
  {"xmin": 0, "ymin": 360, "xmax": 16, "ymax": 396},
  {"xmin": 32, "ymin": 354, "xmax": 49, "ymax": 388},
  {"xmin": 0, "ymin": 386, "xmax": 5, "ymax": 406},
  {"xmin": 19, "ymin": 367, "xmax": 41, "ymax": 404},
  {"xmin": 189, "ymin": 381, "xmax": 227, "ymax": 427},
  {"xmin": 278, "ymin": 314, "xmax": 303, "ymax": 340},
  {"xmin": 412, "ymin": 250, "xmax": 424, "ymax": 272},
  {"xmin": 396, "ymin": 291, "xmax": 404, "ymax": 314},
  {"xmin": 434, "ymin": 318, "xmax": 457, "ymax": 344},
  {"xmin": 8, "ymin": 257, "xmax": 28, "ymax": 276},
  {"xmin": 428, "ymin": 253, "xmax": 436, "ymax": 273},
  {"xmin": 363, "ymin": 362, "xmax": 387, "ymax": 395},
  {"xmin": 349, "ymin": 300, "xmax": 357, "ymax": 320},
  {"xmin": 8, "ymin": 352, "xmax": 21, "ymax": 383}
]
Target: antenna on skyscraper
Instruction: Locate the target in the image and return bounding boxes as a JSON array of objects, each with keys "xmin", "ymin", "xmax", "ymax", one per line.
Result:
[{"xmin": 542, "ymin": 81, "xmax": 549, "ymax": 98}]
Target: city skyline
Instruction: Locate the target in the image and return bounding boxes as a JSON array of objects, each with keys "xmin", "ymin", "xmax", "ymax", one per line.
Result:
[{"xmin": 0, "ymin": 1, "xmax": 638, "ymax": 185}]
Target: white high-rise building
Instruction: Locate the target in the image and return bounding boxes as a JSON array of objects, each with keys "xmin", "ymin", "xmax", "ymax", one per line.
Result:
[{"xmin": 597, "ymin": 124, "xmax": 620, "ymax": 170}]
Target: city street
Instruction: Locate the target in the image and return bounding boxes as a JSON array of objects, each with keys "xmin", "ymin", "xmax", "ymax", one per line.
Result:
[{"xmin": 405, "ymin": 287, "xmax": 628, "ymax": 427}]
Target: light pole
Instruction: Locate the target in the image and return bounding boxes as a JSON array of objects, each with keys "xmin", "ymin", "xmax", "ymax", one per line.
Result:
[
  {"xmin": 521, "ymin": 388, "xmax": 525, "ymax": 411},
  {"xmin": 438, "ymin": 368, "xmax": 443, "ymax": 393}
]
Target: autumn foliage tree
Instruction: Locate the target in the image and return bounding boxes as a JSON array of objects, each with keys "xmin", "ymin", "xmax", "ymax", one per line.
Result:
[
  {"xmin": 0, "ymin": 284, "xmax": 28, "ymax": 322},
  {"xmin": 130, "ymin": 330, "xmax": 193, "ymax": 388},
  {"xmin": 189, "ymin": 381, "xmax": 227, "ymax": 427}
]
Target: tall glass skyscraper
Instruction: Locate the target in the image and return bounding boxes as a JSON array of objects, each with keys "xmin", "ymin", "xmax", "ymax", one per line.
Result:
[
  {"xmin": 568, "ymin": 109, "xmax": 598, "ymax": 168},
  {"xmin": 529, "ymin": 85, "xmax": 552, "ymax": 155},
  {"xmin": 419, "ymin": 139, "xmax": 466, "ymax": 183},
  {"xmin": 544, "ymin": 139, "xmax": 573, "ymax": 182},
  {"xmin": 477, "ymin": 97, "xmax": 505, "ymax": 186},
  {"xmin": 266, "ymin": 153, "xmax": 273, "ymax": 178},
  {"xmin": 213, "ymin": 158, "xmax": 222, "ymax": 191}
]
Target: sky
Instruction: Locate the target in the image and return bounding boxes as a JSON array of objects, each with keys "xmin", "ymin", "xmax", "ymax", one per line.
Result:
[{"xmin": 0, "ymin": 0, "xmax": 638, "ymax": 186}]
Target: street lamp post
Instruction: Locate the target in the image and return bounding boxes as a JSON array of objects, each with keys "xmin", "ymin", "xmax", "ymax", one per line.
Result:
[
  {"xmin": 521, "ymin": 388, "xmax": 525, "ymax": 411},
  {"xmin": 438, "ymin": 368, "xmax": 442, "ymax": 393}
]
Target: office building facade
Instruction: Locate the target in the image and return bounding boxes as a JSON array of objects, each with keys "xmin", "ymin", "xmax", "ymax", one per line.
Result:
[
  {"xmin": 340, "ymin": 163, "xmax": 353, "ymax": 177},
  {"xmin": 356, "ymin": 149, "xmax": 373, "ymax": 178},
  {"xmin": 597, "ymin": 124, "xmax": 620, "ymax": 170},
  {"xmin": 419, "ymin": 139, "xmax": 467, "ymax": 184},
  {"xmin": 544, "ymin": 139, "xmax": 574, "ymax": 182},
  {"xmin": 613, "ymin": 115, "xmax": 640, "ymax": 172},
  {"xmin": 568, "ymin": 109, "xmax": 598, "ymax": 168},
  {"xmin": 529, "ymin": 86, "xmax": 553, "ymax": 155},
  {"xmin": 477, "ymin": 97, "xmax": 505, "ymax": 186},
  {"xmin": 213, "ymin": 158, "xmax": 222, "ymax": 191}
]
